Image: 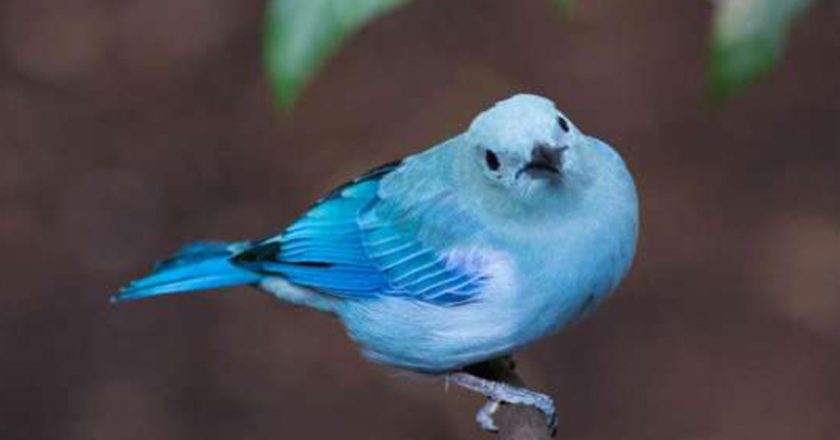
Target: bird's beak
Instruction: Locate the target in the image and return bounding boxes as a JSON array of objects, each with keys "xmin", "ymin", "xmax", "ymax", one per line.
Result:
[{"xmin": 517, "ymin": 144, "xmax": 567, "ymax": 180}]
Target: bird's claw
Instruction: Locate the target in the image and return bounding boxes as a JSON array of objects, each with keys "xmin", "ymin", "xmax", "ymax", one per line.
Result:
[
  {"xmin": 476, "ymin": 399, "xmax": 501, "ymax": 432},
  {"xmin": 450, "ymin": 372, "xmax": 557, "ymax": 432},
  {"xmin": 527, "ymin": 390, "xmax": 558, "ymax": 431}
]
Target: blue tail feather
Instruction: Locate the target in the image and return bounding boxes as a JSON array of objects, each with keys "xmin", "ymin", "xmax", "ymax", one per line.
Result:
[{"xmin": 113, "ymin": 240, "xmax": 261, "ymax": 302}]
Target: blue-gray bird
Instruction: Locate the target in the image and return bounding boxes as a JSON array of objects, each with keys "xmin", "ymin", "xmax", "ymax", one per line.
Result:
[{"xmin": 115, "ymin": 94, "xmax": 638, "ymax": 432}]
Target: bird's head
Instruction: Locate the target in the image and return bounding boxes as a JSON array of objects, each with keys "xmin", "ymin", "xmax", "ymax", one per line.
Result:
[{"xmin": 464, "ymin": 94, "xmax": 590, "ymax": 204}]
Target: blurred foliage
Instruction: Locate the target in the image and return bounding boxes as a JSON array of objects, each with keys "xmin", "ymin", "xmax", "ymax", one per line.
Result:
[
  {"xmin": 711, "ymin": 0, "xmax": 816, "ymax": 98},
  {"xmin": 264, "ymin": 0, "xmax": 817, "ymax": 108},
  {"xmin": 264, "ymin": 0, "xmax": 409, "ymax": 108},
  {"xmin": 552, "ymin": 0, "xmax": 574, "ymax": 13}
]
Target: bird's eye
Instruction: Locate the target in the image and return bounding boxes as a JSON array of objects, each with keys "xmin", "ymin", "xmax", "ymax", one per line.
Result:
[
  {"xmin": 485, "ymin": 150, "xmax": 500, "ymax": 171},
  {"xmin": 557, "ymin": 116, "xmax": 570, "ymax": 133}
]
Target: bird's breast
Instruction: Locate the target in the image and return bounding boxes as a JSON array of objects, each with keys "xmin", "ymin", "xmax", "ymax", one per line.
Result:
[{"xmin": 501, "ymin": 209, "xmax": 637, "ymax": 343}]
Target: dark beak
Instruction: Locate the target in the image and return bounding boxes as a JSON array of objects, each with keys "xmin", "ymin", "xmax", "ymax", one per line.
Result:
[{"xmin": 518, "ymin": 144, "xmax": 567, "ymax": 179}]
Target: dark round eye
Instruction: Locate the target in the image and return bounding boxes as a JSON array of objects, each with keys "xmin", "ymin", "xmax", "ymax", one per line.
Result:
[
  {"xmin": 557, "ymin": 116, "xmax": 570, "ymax": 133},
  {"xmin": 485, "ymin": 150, "xmax": 500, "ymax": 171}
]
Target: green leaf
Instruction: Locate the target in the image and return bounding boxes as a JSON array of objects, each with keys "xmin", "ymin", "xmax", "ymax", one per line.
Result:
[
  {"xmin": 552, "ymin": 0, "xmax": 574, "ymax": 13},
  {"xmin": 264, "ymin": 0, "xmax": 410, "ymax": 109},
  {"xmin": 711, "ymin": 0, "xmax": 815, "ymax": 98}
]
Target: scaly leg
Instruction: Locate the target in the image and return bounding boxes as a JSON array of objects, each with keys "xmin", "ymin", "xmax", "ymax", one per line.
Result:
[{"xmin": 449, "ymin": 371, "xmax": 557, "ymax": 432}]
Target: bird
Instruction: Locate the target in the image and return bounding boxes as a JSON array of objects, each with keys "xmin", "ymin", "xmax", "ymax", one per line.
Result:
[{"xmin": 114, "ymin": 93, "xmax": 639, "ymax": 432}]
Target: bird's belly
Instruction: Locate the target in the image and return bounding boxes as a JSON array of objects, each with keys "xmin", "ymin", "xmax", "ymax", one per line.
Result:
[
  {"xmin": 337, "ymin": 295, "xmax": 536, "ymax": 373},
  {"xmin": 336, "ymin": 225, "xmax": 634, "ymax": 373},
  {"xmin": 335, "ymin": 275, "xmax": 600, "ymax": 373}
]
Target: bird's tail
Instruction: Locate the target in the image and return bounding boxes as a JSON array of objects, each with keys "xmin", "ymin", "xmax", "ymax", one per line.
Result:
[{"xmin": 112, "ymin": 240, "xmax": 261, "ymax": 303}]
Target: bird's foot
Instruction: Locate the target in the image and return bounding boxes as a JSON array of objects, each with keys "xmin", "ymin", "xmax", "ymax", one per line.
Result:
[
  {"xmin": 475, "ymin": 399, "xmax": 501, "ymax": 432},
  {"xmin": 449, "ymin": 372, "xmax": 557, "ymax": 432}
]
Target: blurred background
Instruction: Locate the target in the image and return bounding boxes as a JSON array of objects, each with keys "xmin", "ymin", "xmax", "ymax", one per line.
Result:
[{"xmin": 1, "ymin": 0, "xmax": 838, "ymax": 439}]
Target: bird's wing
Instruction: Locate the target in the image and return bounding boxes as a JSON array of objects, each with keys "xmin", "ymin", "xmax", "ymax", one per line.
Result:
[{"xmin": 234, "ymin": 149, "xmax": 489, "ymax": 305}]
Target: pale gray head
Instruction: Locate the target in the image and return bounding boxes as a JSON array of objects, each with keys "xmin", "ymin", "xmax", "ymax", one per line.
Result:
[{"xmin": 464, "ymin": 94, "xmax": 588, "ymax": 201}]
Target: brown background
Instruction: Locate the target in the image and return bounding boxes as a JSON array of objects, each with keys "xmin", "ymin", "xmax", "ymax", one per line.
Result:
[{"xmin": 1, "ymin": 1, "xmax": 839, "ymax": 439}]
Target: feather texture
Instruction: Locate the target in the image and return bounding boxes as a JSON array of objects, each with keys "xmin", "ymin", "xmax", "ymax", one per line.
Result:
[{"xmin": 234, "ymin": 155, "xmax": 489, "ymax": 305}]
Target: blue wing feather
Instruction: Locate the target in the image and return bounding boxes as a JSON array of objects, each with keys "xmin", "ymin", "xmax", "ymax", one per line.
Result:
[{"xmin": 233, "ymin": 159, "xmax": 487, "ymax": 305}]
